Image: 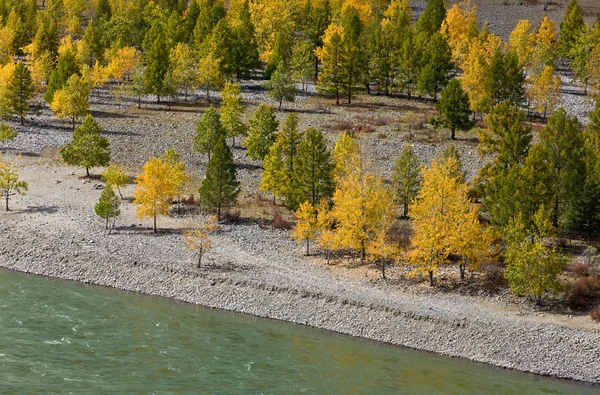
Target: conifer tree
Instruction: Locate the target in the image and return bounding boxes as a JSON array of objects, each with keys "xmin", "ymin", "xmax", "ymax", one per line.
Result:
[
  {"xmin": 393, "ymin": 144, "xmax": 421, "ymax": 218},
  {"xmin": 196, "ymin": 49, "xmax": 223, "ymax": 102},
  {"xmin": 260, "ymin": 141, "xmax": 286, "ymax": 203},
  {"xmin": 279, "ymin": 113, "xmax": 303, "ymax": 206},
  {"xmin": 244, "ymin": 103, "xmax": 279, "ymax": 161},
  {"xmin": 6, "ymin": 62, "xmax": 35, "ymax": 126},
  {"xmin": 199, "ymin": 135, "xmax": 240, "ymax": 220},
  {"xmin": 0, "ymin": 154, "xmax": 28, "ymax": 212},
  {"xmin": 292, "ymin": 128, "xmax": 335, "ymax": 209},
  {"xmin": 245, "ymin": 103, "xmax": 279, "ymax": 161},
  {"xmin": 0, "ymin": 122, "xmax": 17, "ymax": 143},
  {"xmin": 168, "ymin": 42, "xmax": 197, "ymax": 101},
  {"xmin": 417, "ymin": 32, "xmax": 452, "ymax": 101},
  {"xmin": 504, "ymin": 209, "xmax": 566, "ymax": 305},
  {"xmin": 60, "ymin": 115, "xmax": 110, "ymax": 177},
  {"xmin": 436, "ymin": 78, "xmax": 473, "ymax": 140},
  {"xmin": 194, "ymin": 107, "xmax": 226, "ymax": 161},
  {"xmin": 290, "ymin": 40, "xmax": 314, "ymax": 94},
  {"xmin": 43, "ymin": 48, "xmax": 81, "ymax": 104},
  {"xmin": 95, "ymin": 186, "xmax": 120, "ymax": 231},
  {"xmin": 414, "ymin": 0, "xmax": 446, "ymax": 39},
  {"xmin": 558, "ymin": 0, "xmax": 585, "ymax": 59},
  {"xmin": 264, "ymin": 63, "xmax": 297, "ymax": 111},
  {"xmin": 220, "ymin": 81, "xmax": 246, "ymax": 147},
  {"xmin": 488, "ymin": 50, "xmax": 526, "ymax": 107},
  {"xmin": 537, "ymin": 109, "xmax": 586, "ymax": 229},
  {"xmin": 144, "ymin": 30, "xmax": 170, "ymax": 103}
]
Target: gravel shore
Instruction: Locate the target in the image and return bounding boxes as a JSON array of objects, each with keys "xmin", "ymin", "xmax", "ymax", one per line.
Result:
[{"xmin": 1, "ymin": 160, "xmax": 599, "ymax": 386}]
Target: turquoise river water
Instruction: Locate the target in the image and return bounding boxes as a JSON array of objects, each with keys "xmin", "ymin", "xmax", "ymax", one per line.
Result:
[{"xmin": 0, "ymin": 268, "xmax": 598, "ymax": 394}]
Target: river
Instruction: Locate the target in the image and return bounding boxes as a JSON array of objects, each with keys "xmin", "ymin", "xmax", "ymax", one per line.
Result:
[{"xmin": 0, "ymin": 268, "xmax": 596, "ymax": 394}]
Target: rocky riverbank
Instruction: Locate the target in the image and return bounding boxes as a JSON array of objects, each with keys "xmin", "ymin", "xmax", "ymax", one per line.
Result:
[{"xmin": 1, "ymin": 159, "xmax": 599, "ymax": 386}]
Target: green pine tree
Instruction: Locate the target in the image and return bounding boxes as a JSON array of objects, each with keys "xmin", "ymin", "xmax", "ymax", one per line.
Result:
[
  {"xmin": 220, "ymin": 81, "xmax": 247, "ymax": 147},
  {"xmin": 95, "ymin": 186, "xmax": 121, "ymax": 231},
  {"xmin": 436, "ymin": 78, "xmax": 473, "ymax": 140},
  {"xmin": 245, "ymin": 103, "xmax": 279, "ymax": 161},
  {"xmin": 199, "ymin": 135, "xmax": 240, "ymax": 220},
  {"xmin": 264, "ymin": 63, "xmax": 297, "ymax": 111},
  {"xmin": 194, "ymin": 107, "xmax": 226, "ymax": 161},
  {"xmin": 488, "ymin": 50, "xmax": 526, "ymax": 107},
  {"xmin": 537, "ymin": 108, "xmax": 586, "ymax": 229},
  {"xmin": 393, "ymin": 144, "xmax": 421, "ymax": 218},
  {"xmin": 414, "ymin": 0, "xmax": 447, "ymax": 39},
  {"xmin": 144, "ymin": 29, "xmax": 170, "ymax": 103},
  {"xmin": 417, "ymin": 33, "xmax": 452, "ymax": 101},
  {"xmin": 504, "ymin": 209, "xmax": 566, "ymax": 305},
  {"xmin": 292, "ymin": 128, "xmax": 335, "ymax": 209},
  {"xmin": 0, "ymin": 122, "xmax": 17, "ymax": 143},
  {"xmin": 7, "ymin": 62, "xmax": 35, "ymax": 126},
  {"xmin": 43, "ymin": 48, "xmax": 81, "ymax": 104},
  {"xmin": 558, "ymin": 0, "xmax": 585, "ymax": 58},
  {"xmin": 59, "ymin": 115, "xmax": 110, "ymax": 177}
]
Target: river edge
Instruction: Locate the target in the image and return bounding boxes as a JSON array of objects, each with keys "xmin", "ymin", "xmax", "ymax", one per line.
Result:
[
  {"xmin": 1, "ymin": 160, "xmax": 600, "ymax": 387},
  {"xmin": 1, "ymin": 251, "xmax": 600, "ymax": 387}
]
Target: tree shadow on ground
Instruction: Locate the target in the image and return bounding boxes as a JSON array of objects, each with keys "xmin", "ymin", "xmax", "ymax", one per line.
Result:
[{"xmin": 18, "ymin": 205, "xmax": 59, "ymax": 215}]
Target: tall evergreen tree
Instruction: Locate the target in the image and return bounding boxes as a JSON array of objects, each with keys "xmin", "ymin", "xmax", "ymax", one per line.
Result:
[
  {"xmin": 220, "ymin": 81, "xmax": 246, "ymax": 146},
  {"xmin": 488, "ymin": 50, "xmax": 526, "ymax": 107},
  {"xmin": 436, "ymin": 78, "xmax": 473, "ymax": 140},
  {"xmin": 95, "ymin": 186, "xmax": 120, "ymax": 231},
  {"xmin": 417, "ymin": 32, "xmax": 452, "ymax": 101},
  {"xmin": 393, "ymin": 144, "xmax": 421, "ymax": 218},
  {"xmin": 264, "ymin": 63, "xmax": 297, "ymax": 111},
  {"xmin": 558, "ymin": 0, "xmax": 585, "ymax": 59},
  {"xmin": 43, "ymin": 48, "xmax": 81, "ymax": 104},
  {"xmin": 537, "ymin": 109, "xmax": 586, "ymax": 229},
  {"xmin": 194, "ymin": 107, "xmax": 226, "ymax": 161},
  {"xmin": 199, "ymin": 135, "xmax": 240, "ymax": 220},
  {"xmin": 144, "ymin": 30, "xmax": 170, "ymax": 102},
  {"xmin": 292, "ymin": 128, "xmax": 335, "ymax": 209},
  {"xmin": 414, "ymin": 0, "xmax": 447, "ymax": 39},
  {"xmin": 245, "ymin": 103, "xmax": 279, "ymax": 162},
  {"xmin": 7, "ymin": 62, "xmax": 34, "ymax": 126},
  {"xmin": 60, "ymin": 115, "xmax": 110, "ymax": 177}
]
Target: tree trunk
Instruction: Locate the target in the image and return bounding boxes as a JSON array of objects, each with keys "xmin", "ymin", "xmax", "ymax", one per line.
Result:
[
  {"xmin": 206, "ymin": 86, "xmax": 210, "ymax": 102},
  {"xmin": 5, "ymin": 191, "xmax": 9, "ymax": 211},
  {"xmin": 536, "ymin": 295, "xmax": 542, "ymax": 306},
  {"xmin": 117, "ymin": 186, "xmax": 123, "ymax": 199},
  {"xmin": 86, "ymin": 167, "xmax": 90, "ymax": 178},
  {"xmin": 157, "ymin": 94, "xmax": 161, "ymax": 104},
  {"xmin": 381, "ymin": 261, "xmax": 386, "ymax": 279},
  {"xmin": 451, "ymin": 129, "xmax": 456, "ymax": 140},
  {"xmin": 336, "ymin": 86, "xmax": 339, "ymax": 105},
  {"xmin": 153, "ymin": 213, "xmax": 157, "ymax": 233},
  {"xmin": 138, "ymin": 94, "xmax": 141, "ymax": 109},
  {"xmin": 279, "ymin": 98, "xmax": 283, "ymax": 111},
  {"xmin": 197, "ymin": 245, "xmax": 203, "ymax": 268},
  {"xmin": 306, "ymin": 239, "xmax": 310, "ymax": 256},
  {"xmin": 459, "ymin": 264, "xmax": 465, "ymax": 280},
  {"xmin": 105, "ymin": 216, "xmax": 109, "ymax": 230},
  {"xmin": 217, "ymin": 204, "xmax": 221, "ymax": 221},
  {"xmin": 20, "ymin": 112, "xmax": 24, "ymax": 126},
  {"xmin": 403, "ymin": 200, "xmax": 409, "ymax": 218},
  {"xmin": 428, "ymin": 270, "xmax": 434, "ymax": 286},
  {"xmin": 72, "ymin": 117, "xmax": 76, "ymax": 131}
]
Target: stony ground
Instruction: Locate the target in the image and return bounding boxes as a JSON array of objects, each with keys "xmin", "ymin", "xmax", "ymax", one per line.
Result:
[
  {"xmin": 1, "ymin": 158, "xmax": 600, "ymax": 385},
  {"xmin": 2, "ymin": 0, "xmax": 600, "ymax": 385}
]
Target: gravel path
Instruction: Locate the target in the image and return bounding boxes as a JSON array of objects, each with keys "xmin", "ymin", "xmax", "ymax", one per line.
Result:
[{"xmin": 0, "ymin": 160, "xmax": 599, "ymax": 386}]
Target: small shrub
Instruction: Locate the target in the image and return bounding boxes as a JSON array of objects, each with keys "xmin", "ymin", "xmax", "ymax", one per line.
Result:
[
  {"xmin": 377, "ymin": 132, "xmax": 387, "ymax": 139},
  {"xmin": 272, "ymin": 214, "xmax": 292, "ymax": 230},
  {"xmin": 355, "ymin": 123, "xmax": 375, "ymax": 134},
  {"xmin": 355, "ymin": 115, "xmax": 390, "ymax": 126},
  {"xmin": 481, "ymin": 264, "xmax": 507, "ymax": 294},
  {"xmin": 566, "ymin": 276, "xmax": 600, "ymax": 311},
  {"xmin": 330, "ymin": 120, "xmax": 354, "ymax": 131},
  {"xmin": 592, "ymin": 305, "xmax": 600, "ymax": 322},
  {"xmin": 181, "ymin": 195, "xmax": 197, "ymax": 206},
  {"xmin": 223, "ymin": 209, "xmax": 242, "ymax": 224},
  {"xmin": 573, "ymin": 263, "xmax": 591, "ymax": 277}
]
